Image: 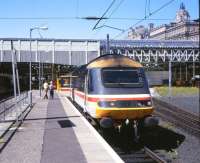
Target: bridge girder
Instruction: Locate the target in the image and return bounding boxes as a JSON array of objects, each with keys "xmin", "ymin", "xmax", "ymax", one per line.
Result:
[
  {"xmin": 0, "ymin": 39, "xmax": 199, "ymax": 64},
  {"xmin": 108, "ymin": 48, "xmax": 199, "ymax": 63}
]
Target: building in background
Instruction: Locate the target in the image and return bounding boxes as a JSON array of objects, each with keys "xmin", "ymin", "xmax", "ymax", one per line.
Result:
[
  {"xmin": 128, "ymin": 25, "xmax": 149, "ymax": 39},
  {"xmin": 128, "ymin": 2, "xmax": 199, "ymax": 41}
]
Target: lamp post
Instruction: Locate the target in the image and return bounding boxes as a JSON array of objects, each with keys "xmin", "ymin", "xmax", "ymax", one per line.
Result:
[
  {"xmin": 29, "ymin": 26, "xmax": 48, "ymax": 107},
  {"xmin": 39, "ymin": 51, "xmax": 41, "ymax": 97}
]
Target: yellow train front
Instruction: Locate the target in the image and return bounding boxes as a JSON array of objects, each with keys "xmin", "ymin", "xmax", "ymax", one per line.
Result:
[{"xmin": 71, "ymin": 54, "xmax": 157, "ymax": 134}]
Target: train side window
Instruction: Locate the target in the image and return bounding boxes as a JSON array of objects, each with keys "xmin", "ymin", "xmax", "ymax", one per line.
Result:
[{"xmin": 88, "ymin": 73, "xmax": 93, "ymax": 93}]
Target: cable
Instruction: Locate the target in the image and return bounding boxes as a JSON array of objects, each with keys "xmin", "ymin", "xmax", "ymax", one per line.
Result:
[
  {"xmin": 145, "ymin": 0, "xmax": 148, "ymax": 18},
  {"xmin": 110, "ymin": 18, "xmax": 174, "ymax": 20},
  {"xmin": 95, "ymin": 0, "xmax": 126, "ymax": 32},
  {"xmin": 92, "ymin": 0, "xmax": 116, "ymax": 30},
  {"xmin": 76, "ymin": 0, "xmax": 79, "ymax": 18},
  {"xmin": 95, "ymin": 25, "xmax": 124, "ymax": 31},
  {"xmin": 0, "ymin": 16, "xmax": 174, "ymax": 21},
  {"xmin": 108, "ymin": 0, "xmax": 125, "ymax": 19},
  {"xmin": 0, "ymin": 16, "xmax": 79, "ymax": 20},
  {"xmin": 113, "ymin": 0, "xmax": 177, "ymax": 39},
  {"xmin": 148, "ymin": 0, "xmax": 151, "ymax": 16},
  {"xmin": 150, "ymin": 0, "xmax": 177, "ymax": 16}
]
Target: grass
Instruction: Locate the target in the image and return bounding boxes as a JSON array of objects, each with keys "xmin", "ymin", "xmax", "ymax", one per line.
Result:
[{"xmin": 154, "ymin": 86, "xmax": 199, "ymax": 96}]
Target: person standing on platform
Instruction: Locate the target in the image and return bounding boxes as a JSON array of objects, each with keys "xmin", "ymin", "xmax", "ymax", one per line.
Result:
[
  {"xmin": 43, "ymin": 81, "xmax": 49, "ymax": 99},
  {"xmin": 49, "ymin": 81, "xmax": 54, "ymax": 99}
]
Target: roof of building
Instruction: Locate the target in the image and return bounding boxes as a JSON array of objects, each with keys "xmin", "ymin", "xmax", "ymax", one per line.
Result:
[
  {"xmin": 100, "ymin": 40, "xmax": 199, "ymax": 48},
  {"xmin": 0, "ymin": 38, "xmax": 199, "ymax": 48}
]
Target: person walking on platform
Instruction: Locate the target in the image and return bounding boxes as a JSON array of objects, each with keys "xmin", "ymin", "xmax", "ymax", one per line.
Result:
[
  {"xmin": 49, "ymin": 81, "xmax": 54, "ymax": 99},
  {"xmin": 43, "ymin": 81, "xmax": 49, "ymax": 99}
]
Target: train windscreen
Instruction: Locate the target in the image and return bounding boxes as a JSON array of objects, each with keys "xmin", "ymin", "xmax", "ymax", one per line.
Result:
[{"xmin": 102, "ymin": 68, "xmax": 144, "ymax": 88}]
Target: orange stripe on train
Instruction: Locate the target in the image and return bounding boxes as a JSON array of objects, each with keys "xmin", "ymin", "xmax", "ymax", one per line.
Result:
[
  {"xmin": 87, "ymin": 96, "xmax": 151, "ymax": 102},
  {"xmin": 74, "ymin": 90, "xmax": 151, "ymax": 102}
]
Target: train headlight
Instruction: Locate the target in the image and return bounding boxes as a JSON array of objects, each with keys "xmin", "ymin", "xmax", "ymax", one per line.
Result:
[
  {"xmin": 98, "ymin": 101, "xmax": 116, "ymax": 107},
  {"xmin": 147, "ymin": 101, "xmax": 152, "ymax": 106},
  {"xmin": 137, "ymin": 100, "xmax": 152, "ymax": 107},
  {"xmin": 110, "ymin": 102, "xmax": 115, "ymax": 107}
]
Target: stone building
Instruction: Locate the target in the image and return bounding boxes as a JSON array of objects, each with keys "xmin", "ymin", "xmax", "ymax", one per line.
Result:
[
  {"xmin": 128, "ymin": 3, "xmax": 199, "ymax": 41},
  {"xmin": 128, "ymin": 25, "xmax": 149, "ymax": 39}
]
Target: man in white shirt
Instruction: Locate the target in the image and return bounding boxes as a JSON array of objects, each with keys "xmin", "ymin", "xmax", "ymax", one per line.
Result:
[{"xmin": 43, "ymin": 81, "xmax": 49, "ymax": 99}]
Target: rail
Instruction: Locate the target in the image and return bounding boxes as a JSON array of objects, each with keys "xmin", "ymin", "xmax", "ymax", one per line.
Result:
[
  {"xmin": 144, "ymin": 147, "xmax": 167, "ymax": 163},
  {"xmin": 67, "ymin": 97, "xmax": 172, "ymax": 163},
  {"xmin": 0, "ymin": 92, "xmax": 29, "ymax": 121},
  {"xmin": 153, "ymin": 98, "xmax": 200, "ymax": 137}
]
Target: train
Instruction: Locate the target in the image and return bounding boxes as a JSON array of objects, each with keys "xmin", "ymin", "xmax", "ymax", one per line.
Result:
[
  {"xmin": 57, "ymin": 75, "xmax": 76, "ymax": 93},
  {"xmin": 64, "ymin": 54, "xmax": 158, "ymax": 137}
]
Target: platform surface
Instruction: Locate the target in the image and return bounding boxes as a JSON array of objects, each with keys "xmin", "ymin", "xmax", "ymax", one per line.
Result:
[{"xmin": 0, "ymin": 92, "xmax": 123, "ymax": 163}]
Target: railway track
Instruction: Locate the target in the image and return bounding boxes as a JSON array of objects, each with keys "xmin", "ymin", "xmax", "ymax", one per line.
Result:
[
  {"xmin": 68, "ymin": 97, "xmax": 172, "ymax": 163},
  {"xmin": 153, "ymin": 98, "xmax": 200, "ymax": 137},
  {"xmin": 115, "ymin": 146, "xmax": 171, "ymax": 163},
  {"xmin": 144, "ymin": 147, "xmax": 169, "ymax": 163}
]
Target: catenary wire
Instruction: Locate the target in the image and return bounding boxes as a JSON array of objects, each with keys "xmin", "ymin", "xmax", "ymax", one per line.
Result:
[
  {"xmin": 0, "ymin": 17, "xmax": 174, "ymax": 21},
  {"xmin": 92, "ymin": 0, "xmax": 116, "ymax": 30},
  {"xmin": 92, "ymin": 0, "xmax": 126, "ymax": 31},
  {"xmin": 113, "ymin": 0, "xmax": 177, "ymax": 39}
]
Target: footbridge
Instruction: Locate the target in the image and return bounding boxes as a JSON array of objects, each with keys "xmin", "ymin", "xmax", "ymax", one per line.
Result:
[{"xmin": 0, "ymin": 38, "xmax": 199, "ymax": 65}]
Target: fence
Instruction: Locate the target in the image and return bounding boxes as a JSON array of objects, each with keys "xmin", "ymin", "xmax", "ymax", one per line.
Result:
[{"xmin": 0, "ymin": 91, "xmax": 29, "ymax": 122}]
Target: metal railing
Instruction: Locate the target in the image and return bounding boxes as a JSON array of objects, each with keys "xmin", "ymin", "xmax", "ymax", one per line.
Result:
[{"xmin": 0, "ymin": 91, "xmax": 29, "ymax": 122}]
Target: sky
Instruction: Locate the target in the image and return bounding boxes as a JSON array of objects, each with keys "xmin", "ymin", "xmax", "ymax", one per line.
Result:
[{"xmin": 0, "ymin": 0, "xmax": 199, "ymax": 39}]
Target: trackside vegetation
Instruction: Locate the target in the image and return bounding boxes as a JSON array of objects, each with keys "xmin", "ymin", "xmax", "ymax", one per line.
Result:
[{"xmin": 154, "ymin": 86, "xmax": 199, "ymax": 96}]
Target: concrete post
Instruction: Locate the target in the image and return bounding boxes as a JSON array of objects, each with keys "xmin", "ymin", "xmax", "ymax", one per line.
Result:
[
  {"xmin": 18, "ymin": 40, "xmax": 21, "ymax": 62},
  {"xmin": 11, "ymin": 41, "xmax": 18, "ymax": 121},
  {"xmin": 168, "ymin": 61, "xmax": 172, "ymax": 99},
  {"xmin": 193, "ymin": 62, "xmax": 195, "ymax": 77},
  {"xmin": 1, "ymin": 40, "xmax": 3, "ymax": 62},
  {"xmin": 69, "ymin": 41, "xmax": 72, "ymax": 65},
  {"xmin": 85, "ymin": 41, "xmax": 88, "ymax": 64},
  {"xmin": 106, "ymin": 34, "xmax": 110, "ymax": 54}
]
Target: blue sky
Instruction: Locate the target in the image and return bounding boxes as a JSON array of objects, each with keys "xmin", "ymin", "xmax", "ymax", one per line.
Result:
[{"xmin": 0, "ymin": 0, "xmax": 199, "ymax": 39}]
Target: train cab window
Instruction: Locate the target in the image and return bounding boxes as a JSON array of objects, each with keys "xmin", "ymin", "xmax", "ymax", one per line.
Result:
[{"xmin": 102, "ymin": 68, "xmax": 144, "ymax": 88}]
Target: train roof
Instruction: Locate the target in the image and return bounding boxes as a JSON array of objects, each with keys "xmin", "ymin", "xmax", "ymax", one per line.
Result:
[{"xmin": 87, "ymin": 54, "xmax": 143, "ymax": 69}]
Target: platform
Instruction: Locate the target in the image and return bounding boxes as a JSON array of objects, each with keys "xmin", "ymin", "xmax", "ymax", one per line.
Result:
[{"xmin": 0, "ymin": 92, "xmax": 123, "ymax": 163}]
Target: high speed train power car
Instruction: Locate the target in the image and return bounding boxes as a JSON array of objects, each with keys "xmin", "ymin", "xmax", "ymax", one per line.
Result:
[{"xmin": 68, "ymin": 54, "xmax": 158, "ymax": 137}]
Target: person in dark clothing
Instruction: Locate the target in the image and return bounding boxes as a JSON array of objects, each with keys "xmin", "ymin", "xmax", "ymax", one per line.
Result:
[{"xmin": 49, "ymin": 81, "xmax": 54, "ymax": 99}]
